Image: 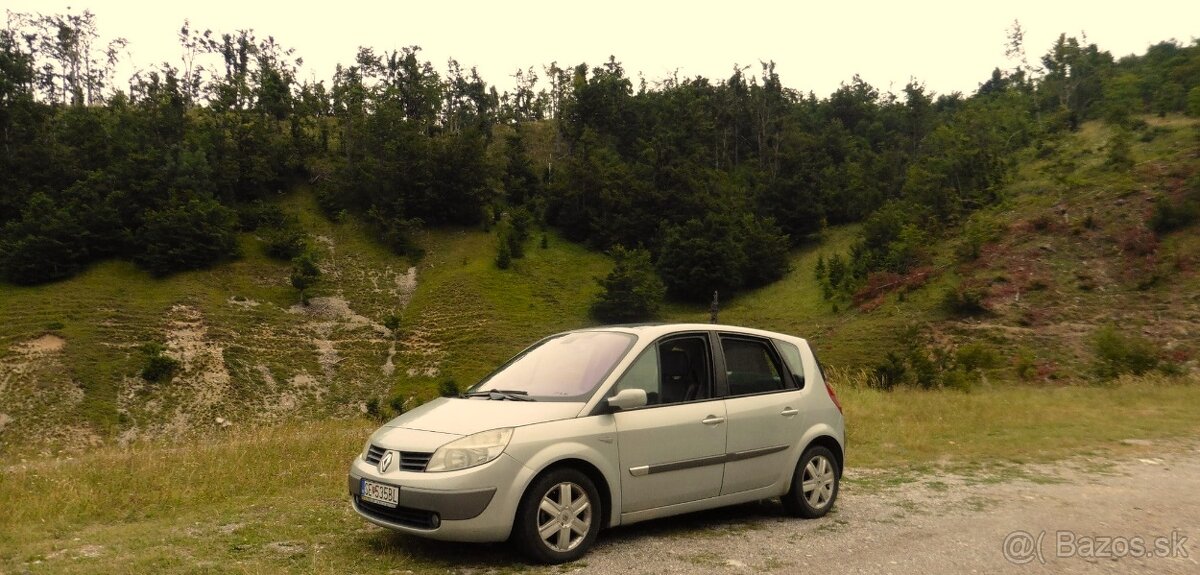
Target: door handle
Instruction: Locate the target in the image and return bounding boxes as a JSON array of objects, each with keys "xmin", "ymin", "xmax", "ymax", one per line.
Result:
[
  {"xmin": 780, "ymin": 408, "xmax": 799, "ymax": 417},
  {"xmin": 701, "ymin": 415, "xmax": 726, "ymax": 425}
]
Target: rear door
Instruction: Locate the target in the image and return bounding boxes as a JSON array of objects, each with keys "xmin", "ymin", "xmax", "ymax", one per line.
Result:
[
  {"xmin": 718, "ymin": 333, "xmax": 806, "ymax": 495},
  {"xmin": 612, "ymin": 333, "xmax": 727, "ymax": 513}
]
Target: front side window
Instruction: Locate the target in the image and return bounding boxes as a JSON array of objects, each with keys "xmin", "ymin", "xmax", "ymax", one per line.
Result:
[
  {"xmin": 721, "ymin": 336, "xmax": 786, "ymax": 396},
  {"xmin": 471, "ymin": 331, "xmax": 636, "ymax": 400},
  {"xmin": 613, "ymin": 335, "xmax": 713, "ymax": 406}
]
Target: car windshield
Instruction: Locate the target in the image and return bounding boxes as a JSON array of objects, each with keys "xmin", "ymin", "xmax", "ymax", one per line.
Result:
[{"xmin": 469, "ymin": 331, "xmax": 636, "ymax": 400}]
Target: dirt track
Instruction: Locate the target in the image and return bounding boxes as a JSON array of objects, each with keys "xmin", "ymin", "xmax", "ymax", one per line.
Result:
[{"xmin": 565, "ymin": 444, "xmax": 1200, "ymax": 574}]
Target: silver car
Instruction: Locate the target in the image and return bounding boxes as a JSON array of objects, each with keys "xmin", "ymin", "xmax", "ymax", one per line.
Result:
[{"xmin": 348, "ymin": 323, "xmax": 845, "ymax": 563}]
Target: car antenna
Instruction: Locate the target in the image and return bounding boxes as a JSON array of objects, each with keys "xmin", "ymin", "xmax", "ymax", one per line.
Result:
[{"xmin": 709, "ymin": 290, "xmax": 719, "ymax": 324}]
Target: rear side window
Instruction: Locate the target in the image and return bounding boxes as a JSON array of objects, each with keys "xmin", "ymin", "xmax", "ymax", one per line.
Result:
[
  {"xmin": 720, "ymin": 336, "xmax": 786, "ymax": 396},
  {"xmin": 774, "ymin": 339, "xmax": 805, "ymax": 381}
]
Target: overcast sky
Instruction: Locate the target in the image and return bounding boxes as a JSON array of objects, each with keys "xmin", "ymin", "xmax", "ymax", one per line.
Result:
[{"xmin": 6, "ymin": 0, "xmax": 1200, "ymax": 98}]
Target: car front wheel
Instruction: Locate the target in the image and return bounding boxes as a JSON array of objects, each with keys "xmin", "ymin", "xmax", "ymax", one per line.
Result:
[
  {"xmin": 512, "ymin": 468, "xmax": 601, "ymax": 564},
  {"xmin": 782, "ymin": 445, "xmax": 839, "ymax": 518}
]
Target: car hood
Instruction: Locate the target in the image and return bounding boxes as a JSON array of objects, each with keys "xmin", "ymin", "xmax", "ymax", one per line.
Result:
[{"xmin": 382, "ymin": 397, "xmax": 585, "ymax": 436}]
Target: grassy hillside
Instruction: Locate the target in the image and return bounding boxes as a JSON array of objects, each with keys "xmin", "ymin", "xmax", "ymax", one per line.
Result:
[
  {"xmin": 2, "ymin": 116, "xmax": 1200, "ymax": 574},
  {"xmin": 925, "ymin": 117, "xmax": 1200, "ymax": 382},
  {"xmin": 3, "ymin": 117, "xmax": 1200, "ymax": 455},
  {"xmin": 0, "ymin": 191, "xmax": 611, "ymax": 455}
]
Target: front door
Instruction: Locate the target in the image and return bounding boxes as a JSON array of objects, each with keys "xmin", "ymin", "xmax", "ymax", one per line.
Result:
[{"xmin": 612, "ymin": 334, "xmax": 727, "ymax": 513}]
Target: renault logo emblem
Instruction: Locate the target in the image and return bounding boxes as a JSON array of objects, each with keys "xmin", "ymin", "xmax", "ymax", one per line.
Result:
[{"xmin": 378, "ymin": 451, "xmax": 393, "ymax": 473}]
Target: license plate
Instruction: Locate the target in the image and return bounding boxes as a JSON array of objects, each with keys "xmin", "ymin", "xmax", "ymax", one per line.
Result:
[{"xmin": 361, "ymin": 479, "xmax": 399, "ymax": 507}]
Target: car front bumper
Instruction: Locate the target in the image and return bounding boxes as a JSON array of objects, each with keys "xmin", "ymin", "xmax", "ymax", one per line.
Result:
[{"xmin": 348, "ymin": 452, "xmax": 532, "ymax": 542}]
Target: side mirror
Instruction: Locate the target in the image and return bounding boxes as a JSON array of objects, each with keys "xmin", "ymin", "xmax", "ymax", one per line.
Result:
[
  {"xmin": 607, "ymin": 388, "xmax": 648, "ymax": 411},
  {"xmin": 793, "ymin": 372, "xmax": 806, "ymax": 390}
]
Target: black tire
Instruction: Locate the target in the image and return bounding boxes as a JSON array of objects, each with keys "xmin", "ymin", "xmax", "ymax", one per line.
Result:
[
  {"xmin": 781, "ymin": 445, "xmax": 840, "ymax": 518},
  {"xmin": 512, "ymin": 468, "xmax": 602, "ymax": 564}
]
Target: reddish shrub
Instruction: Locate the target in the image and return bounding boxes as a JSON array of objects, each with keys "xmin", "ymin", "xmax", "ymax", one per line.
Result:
[
  {"xmin": 852, "ymin": 266, "xmax": 936, "ymax": 308},
  {"xmin": 1118, "ymin": 226, "xmax": 1158, "ymax": 257}
]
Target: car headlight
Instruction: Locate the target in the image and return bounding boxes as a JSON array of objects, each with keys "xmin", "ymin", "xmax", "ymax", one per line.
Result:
[
  {"xmin": 360, "ymin": 438, "xmax": 372, "ymax": 461},
  {"xmin": 425, "ymin": 428, "xmax": 514, "ymax": 472}
]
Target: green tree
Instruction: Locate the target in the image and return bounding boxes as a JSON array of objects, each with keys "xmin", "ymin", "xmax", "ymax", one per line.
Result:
[
  {"xmin": 0, "ymin": 193, "xmax": 91, "ymax": 284},
  {"xmin": 656, "ymin": 216, "xmax": 746, "ymax": 302},
  {"xmin": 134, "ymin": 194, "xmax": 239, "ymax": 276},
  {"xmin": 290, "ymin": 248, "xmax": 320, "ymax": 305},
  {"xmin": 494, "ymin": 239, "xmax": 512, "ymax": 270},
  {"xmin": 590, "ymin": 246, "xmax": 665, "ymax": 323},
  {"xmin": 1187, "ymin": 86, "xmax": 1200, "ymax": 117},
  {"xmin": 739, "ymin": 215, "xmax": 791, "ymax": 288}
]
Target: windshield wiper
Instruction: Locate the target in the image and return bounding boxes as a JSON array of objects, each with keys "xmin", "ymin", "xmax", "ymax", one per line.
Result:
[{"xmin": 461, "ymin": 389, "xmax": 536, "ymax": 401}]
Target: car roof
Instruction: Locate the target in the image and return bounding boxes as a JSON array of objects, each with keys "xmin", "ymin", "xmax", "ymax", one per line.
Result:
[{"xmin": 565, "ymin": 323, "xmax": 805, "ymax": 343}]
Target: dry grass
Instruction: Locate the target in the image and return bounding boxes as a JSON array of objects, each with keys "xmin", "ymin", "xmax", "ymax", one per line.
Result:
[
  {"xmin": 3, "ymin": 374, "xmax": 1199, "ymax": 573},
  {"xmin": 832, "ymin": 371, "xmax": 1200, "ymax": 467}
]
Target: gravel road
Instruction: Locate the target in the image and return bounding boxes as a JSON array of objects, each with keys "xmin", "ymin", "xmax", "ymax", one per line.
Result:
[{"xmin": 563, "ymin": 444, "xmax": 1200, "ymax": 574}]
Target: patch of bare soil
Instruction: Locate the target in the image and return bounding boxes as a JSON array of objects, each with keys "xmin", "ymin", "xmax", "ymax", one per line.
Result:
[
  {"xmin": 226, "ymin": 296, "xmax": 260, "ymax": 308},
  {"xmin": 395, "ymin": 266, "xmax": 418, "ymax": 309},
  {"xmin": 117, "ymin": 305, "xmax": 234, "ymax": 439},
  {"xmin": 15, "ymin": 333, "xmax": 66, "ymax": 354},
  {"xmin": 0, "ymin": 333, "xmax": 95, "ymax": 452},
  {"xmin": 288, "ymin": 296, "xmax": 391, "ymax": 382}
]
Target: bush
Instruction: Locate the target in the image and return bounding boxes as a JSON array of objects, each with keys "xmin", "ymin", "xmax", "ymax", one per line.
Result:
[
  {"xmin": 872, "ymin": 352, "xmax": 906, "ymax": 390},
  {"xmin": 236, "ymin": 200, "xmax": 286, "ymax": 231},
  {"xmin": 1187, "ymin": 86, "xmax": 1200, "ymax": 117},
  {"xmin": 956, "ymin": 215, "xmax": 1003, "ymax": 262},
  {"xmin": 261, "ymin": 221, "xmax": 308, "ymax": 260},
  {"xmin": 940, "ymin": 367, "xmax": 974, "ymax": 392},
  {"xmin": 591, "ymin": 246, "xmax": 666, "ymax": 323},
  {"xmin": 382, "ymin": 313, "xmax": 402, "ymax": 332},
  {"xmin": 290, "ymin": 249, "xmax": 321, "ymax": 305},
  {"xmin": 1092, "ymin": 325, "xmax": 1159, "ymax": 380},
  {"xmin": 388, "ymin": 394, "xmax": 410, "ymax": 415},
  {"xmin": 135, "ymin": 194, "xmax": 240, "ymax": 276},
  {"xmin": 365, "ymin": 397, "xmax": 384, "ymax": 422},
  {"xmin": 140, "ymin": 343, "xmax": 180, "ymax": 383},
  {"xmin": 907, "ymin": 348, "xmax": 939, "ymax": 389},
  {"xmin": 1149, "ymin": 195, "xmax": 1199, "ymax": 235},
  {"xmin": 367, "ymin": 207, "xmax": 425, "ymax": 261},
  {"xmin": 941, "ymin": 285, "xmax": 989, "ymax": 317},
  {"xmin": 495, "ymin": 240, "xmax": 512, "ymax": 269},
  {"xmin": 438, "ymin": 379, "xmax": 461, "ymax": 397},
  {"xmin": 1105, "ymin": 128, "xmax": 1134, "ymax": 171},
  {"xmin": 956, "ymin": 343, "xmax": 1001, "ymax": 372}
]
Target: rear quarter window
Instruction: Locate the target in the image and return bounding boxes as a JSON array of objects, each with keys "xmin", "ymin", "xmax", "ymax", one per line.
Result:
[{"xmin": 773, "ymin": 339, "xmax": 806, "ymax": 380}]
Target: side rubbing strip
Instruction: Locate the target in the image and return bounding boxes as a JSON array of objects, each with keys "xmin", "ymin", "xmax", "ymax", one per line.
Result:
[
  {"xmin": 727, "ymin": 444, "xmax": 788, "ymax": 462},
  {"xmin": 628, "ymin": 445, "xmax": 789, "ymax": 477}
]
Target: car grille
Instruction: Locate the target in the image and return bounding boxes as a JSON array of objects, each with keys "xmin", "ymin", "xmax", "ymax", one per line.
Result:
[
  {"xmin": 365, "ymin": 444, "xmax": 386, "ymax": 465},
  {"xmin": 399, "ymin": 451, "xmax": 433, "ymax": 471},
  {"xmin": 365, "ymin": 444, "xmax": 433, "ymax": 472},
  {"xmin": 356, "ymin": 497, "xmax": 439, "ymax": 529}
]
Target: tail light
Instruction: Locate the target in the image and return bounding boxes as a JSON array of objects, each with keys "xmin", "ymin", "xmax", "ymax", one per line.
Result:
[{"xmin": 825, "ymin": 381, "xmax": 842, "ymax": 414}]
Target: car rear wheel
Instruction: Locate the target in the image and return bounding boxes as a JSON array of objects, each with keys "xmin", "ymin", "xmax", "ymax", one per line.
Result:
[
  {"xmin": 512, "ymin": 468, "xmax": 601, "ymax": 564},
  {"xmin": 782, "ymin": 445, "xmax": 839, "ymax": 518}
]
